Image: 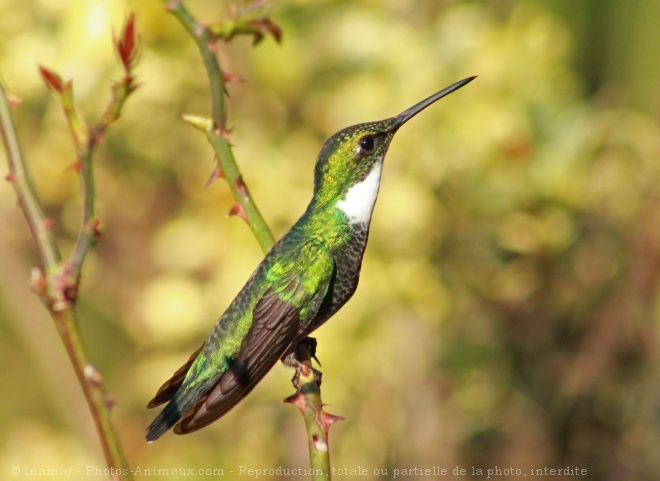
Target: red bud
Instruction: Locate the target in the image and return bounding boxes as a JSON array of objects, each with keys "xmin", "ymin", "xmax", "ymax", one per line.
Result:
[
  {"xmin": 116, "ymin": 13, "xmax": 137, "ymax": 71},
  {"xmin": 38, "ymin": 66, "xmax": 64, "ymax": 93}
]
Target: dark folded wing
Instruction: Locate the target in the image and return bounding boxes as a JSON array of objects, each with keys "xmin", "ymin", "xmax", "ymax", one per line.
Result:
[{"xmin": 174, "ymin": 284, "xmax": 328, "ymax": 434}]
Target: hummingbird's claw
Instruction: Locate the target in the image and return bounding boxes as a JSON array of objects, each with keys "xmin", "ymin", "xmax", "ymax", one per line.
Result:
[
  {"xmin": 281, "ymin": 336, "xmax": 321, "ymax": 366},
  {"xmin": 281, "ymin": 337, "xmax": 323, "ymax": 389},
  {"xmin": 291, "ymin": 364, "xmax": 322, "ymax": 390}
]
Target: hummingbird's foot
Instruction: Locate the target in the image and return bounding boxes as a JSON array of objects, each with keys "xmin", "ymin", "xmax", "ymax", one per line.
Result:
[
  {"xmin": 291, "ymin": 364, "xmax": 322, "ymax": 390},
  {"xmin": 281, "ymin": 337, "xmax": 323, "ymax": 389},
  {"xmin": 281, "ymin": 336, "xmax": 321, "ymax": 367}
]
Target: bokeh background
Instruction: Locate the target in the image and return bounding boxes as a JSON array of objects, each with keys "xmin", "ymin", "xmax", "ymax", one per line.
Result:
[{"xmin": 1, "ymin": 0, "xmax": 659, "ymax": 480}]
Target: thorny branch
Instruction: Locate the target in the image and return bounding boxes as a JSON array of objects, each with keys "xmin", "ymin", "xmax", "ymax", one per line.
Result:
[{"xmin": 0, "ymin": 15, "xmax": 138, "ymax": 480}]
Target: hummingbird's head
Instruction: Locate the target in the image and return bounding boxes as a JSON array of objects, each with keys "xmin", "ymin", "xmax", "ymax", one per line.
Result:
[
  {"xmin": 312, "ymin": 118, "xmax": 397, "ymax": 207},
  {"xmin": 311, "ymin": 76, "xmax": 476, "ymax": 223}
]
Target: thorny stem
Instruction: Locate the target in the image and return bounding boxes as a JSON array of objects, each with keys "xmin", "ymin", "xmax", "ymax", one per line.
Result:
[
  {"xmin": 166, "ymin": 0, "xmax": 274, "ymax": 253},
  {"xmin": 2, "ymin": 15, "xmax": 137, "ymax": 478},
  {"xmin": 0, "ymin": 82, "xmax": 133, "ymax": 480},
  {"xmin": 53, "ymin": 309, "xmax": 131, "ymax": 480},
  {"xmin": 165, "ymin": 1, "xmax": 339, "ymax": 478},
  {"xmin": 0, "ymin": 83, "xmax": 61, "ymax": 273}
]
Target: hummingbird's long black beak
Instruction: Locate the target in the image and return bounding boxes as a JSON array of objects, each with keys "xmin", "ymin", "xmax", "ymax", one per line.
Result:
[{"xmin": 391, "ymin": 76, "xmax": 477, "ymax": 130}]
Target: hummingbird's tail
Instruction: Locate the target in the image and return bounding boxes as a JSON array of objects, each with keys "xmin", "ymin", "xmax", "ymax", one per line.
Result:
[
  {"xmin": 145, "ymin": 345, "xmax": 204, "ymax": 442},
  {"xmin": 145, "ymin": 399, "xmax": 183, "ymax": 442}
]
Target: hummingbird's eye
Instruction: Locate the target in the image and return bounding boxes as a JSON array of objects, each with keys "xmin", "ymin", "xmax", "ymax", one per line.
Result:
[{"xmin": 357, "ymin": 135, "xmax": 375, "ymax": 155}]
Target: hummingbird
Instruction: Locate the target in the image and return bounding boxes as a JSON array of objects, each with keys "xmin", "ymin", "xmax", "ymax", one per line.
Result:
[{"xmin": 145, "ymin": 76, "xmax": 476, "ymax": 441}]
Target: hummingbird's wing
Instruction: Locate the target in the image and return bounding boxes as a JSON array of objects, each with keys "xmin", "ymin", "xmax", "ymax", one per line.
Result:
[{"xmin": 146, "ymin": 244, "xmax": 334, "ymax": 440}]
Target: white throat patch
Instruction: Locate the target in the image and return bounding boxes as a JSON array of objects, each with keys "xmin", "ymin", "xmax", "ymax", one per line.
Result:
[{"xmin": 336, "ymin": 162, "xmax": 383, "ymax": 224}]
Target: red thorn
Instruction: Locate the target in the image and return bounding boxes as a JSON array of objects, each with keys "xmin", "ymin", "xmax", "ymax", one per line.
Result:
[
  {"xmin": 90, "ymin": 219, "xmax": 102, "ymax": 238},
  {"xmin": 91, "ymin": 129, "xmax": 106, "ymax": 146},
  {"xmin": 43, "ymin": 218, "xmax": 55, "ymax": 230},
  {"xmin": 84, "ymin": 364, "xmax": 103, "ymax": 387},
  {"xmin": 165, "ymin": 0, "xmax": 177, "ymax": 12},
  {"xmin": 29, "ymin": 267, "xmax": 47, "ymax": 295},
  {"xmin": 38, "ymin": 66, "xmax": 64, "ymax": 93},
  {"xmin": 234, "ymin": 175, "xmax": 249, "ymax": 199},
  {"xmin": 104, "ymin": 396, "xmax": 117, "ymax": 409},
  {"xmin": 116, "ymin": 13, "xmax": 137, "ymax": 72},
  {"xmin": 7, "ymin": 93, "xmax": 22, "ymax": 107},
  {"xmin": 205, "ymin": 166, "xmax": 223, "ymax": 188},
  {"xmin": 227, "ymin": 202, "xmax": 247, "ymax": 222},
  {"xmin": 66, "ymin": 161, "xmax": 82, "ymax": 173},
  {"xmin": 283, "ymin": 391, "xmax": 306, "ymax": 412},
  {"xmin": 222, "ymin": 72, "xmax": 245, "ymax": 83},
  {"xmin": 212, "ymin": 126, "xmax": 232, "ymax": 140},
  {"xmin": 319, "ymin": 409, "xmax": 344, "ymax": 434},
  {"xmin": 207, "ymin": 37, "xmax": 218, "ymax": 53},
  {"xmin": 4, "ymin": 173, "xmax": 14, "ymax": 183}
]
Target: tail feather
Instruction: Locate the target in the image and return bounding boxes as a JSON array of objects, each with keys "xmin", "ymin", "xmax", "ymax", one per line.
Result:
[{"xmin": 145, "ymin": 401, "xmax": 183, "ymax": 442}]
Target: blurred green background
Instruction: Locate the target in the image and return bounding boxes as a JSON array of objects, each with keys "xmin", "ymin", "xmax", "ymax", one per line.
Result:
[{"xmin": 1, "ymin": 0, "xmax": 659, "ymax": 480}]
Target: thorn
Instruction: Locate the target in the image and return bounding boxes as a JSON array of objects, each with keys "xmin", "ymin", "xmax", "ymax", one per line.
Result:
[
  {"xmin": 84, "ymin": 364, "xmax": 103, "ymax": 387},
  {"xmin": 92, "ymin": 129, "xmax": 106, "ymax": 146},
  {"xmin": 234, "ymin": 175, "xmax": 249, "ymax": 199},
  {"xmin": 165, "ymin": 0, "xmax": 179, "ymax": 13},
  {"xmin": 223, "ymin": 72, "xmax": 245, "ymax": 83},
  {"xmin": 205, "ymin": 166, "xmax": 223, "ymax": 188},
  {"xmin": 227, "ymin": 202, "xmax": 247, "ymax": 222},
  {"xmin": 212, "ymin": 126, "xmax": 232, "ymax": 140},
  {"xmin": 193, "ymin": 22, "xmax": 205, "ymax": 39},
  {"xmin": 4, "ymin": 173, "xmax": 14, "ymax": 183},
  {"xmin": 207, "ymin": 37, "xmax": 218, "ymax": 53},
  {"xmin": 89, "ymin": 219, "xmax": 102, "ymax": 239},
  {"xmin": 43, "ymin": 218, "xmax": 55, "ymax": 230},
  {"xmin": 65, "ymin": 161, "xmax": 82, "ymax": 173},
  {"xmin": 104, "ymin": 396, "xmax": 117, "ymax": 409},
  {"xmin": 29, "ymin": 267, "xmax": 47, "ymax": 295},
  {"xmin": 318, "ymin": 409, "xmax": 344, "ymax": 434},
  {"xmin": 38, "ymin": 65, "xmax": 64, "ymax": 93},
  {"xmin": 7, "ymin": 93, "xmax": 22, "ymax": 107},
  {"xmin": 283, "ymin": 391, "xmax": 306, "ymax": 412}
]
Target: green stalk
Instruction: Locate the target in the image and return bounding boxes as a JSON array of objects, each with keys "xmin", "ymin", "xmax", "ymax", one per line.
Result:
[
  {"xmin": 0, "ymin": 82, "xmax": 133, "ymax": 480},
  {"xmin": 166, "ymin": 0, "xmax": 274, "ymax": 252},
  {"xmin": 0, "ymin": 82, "xmax": 61, "ymax": 273}
]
